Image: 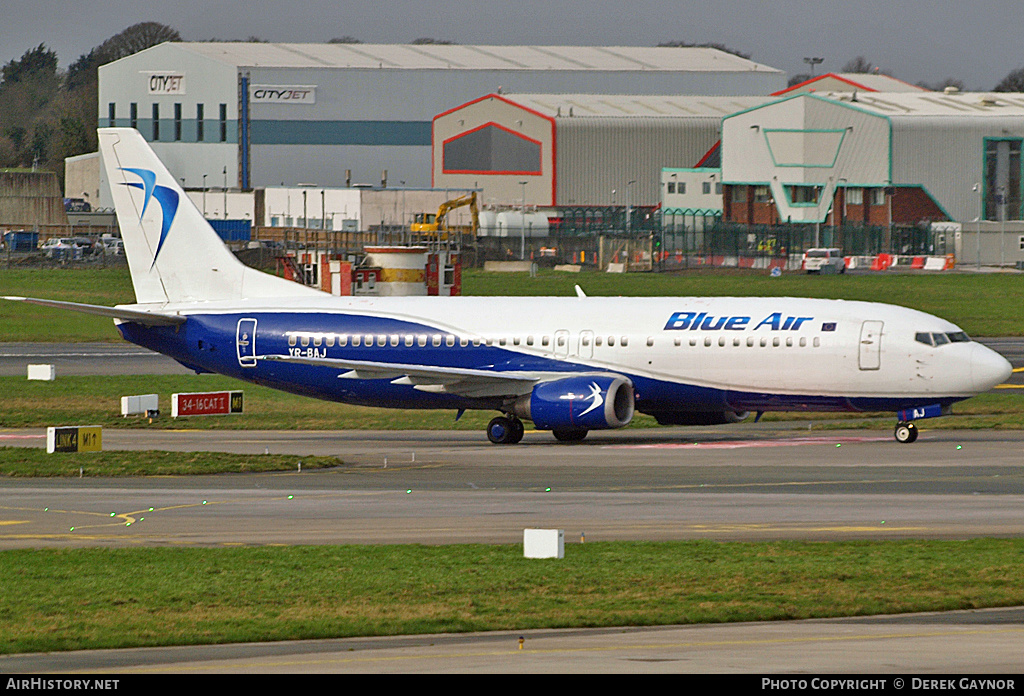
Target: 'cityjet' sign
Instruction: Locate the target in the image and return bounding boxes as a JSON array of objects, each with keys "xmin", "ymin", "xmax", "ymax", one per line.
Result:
[
  {"xmin": 251, "ymin": 85, "xmax": 317, "ymax": 104},
  {"xmin": 145, "ymin": 72, "xmax": 186, "ymax": 94}
]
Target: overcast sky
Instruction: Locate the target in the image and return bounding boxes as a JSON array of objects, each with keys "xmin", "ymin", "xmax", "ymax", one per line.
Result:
[{"xmin": 2, "ymin": 0, "xmax": 1022, "ymax": 90}]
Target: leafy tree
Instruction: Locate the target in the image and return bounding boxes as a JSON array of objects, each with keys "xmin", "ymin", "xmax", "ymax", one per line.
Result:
[
  {"xmin": 994, "ymin": 66, "xmax": 1024, "ymax": 92},
  {"xmin": 328, "ymin": 36, "xmax": 362, "ymax": 44},
  {"xmin": 1, "ymin": 44, "xmax": 58, "ymax": 87},
  {"xmin": 411, "ymin": 38, "xmax": 456, "ymax": 45}
]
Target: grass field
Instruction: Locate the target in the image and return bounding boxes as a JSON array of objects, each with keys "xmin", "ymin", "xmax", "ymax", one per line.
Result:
[
  {"xmin": 3, "ymin": 266, "xmax": 1024, "ymax": 339},
  {"xmin": 3, "ymin": 540, "xmax": 1023, "ymax": 654}
]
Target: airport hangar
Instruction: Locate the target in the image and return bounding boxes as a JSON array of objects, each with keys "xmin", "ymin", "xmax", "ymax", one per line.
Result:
[
  {"xmin": 94, "ymin": 42, "xmax": 786, "ymax": 208},
  {"xmin": 432, "ymin": 88, "xmax": 1024, "ymax": 264}
]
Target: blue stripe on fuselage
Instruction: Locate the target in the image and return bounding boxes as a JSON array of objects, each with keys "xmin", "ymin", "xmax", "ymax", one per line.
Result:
[{"xmin": 116, "ymin": 311, "xmax": 972, "ymax": 416}]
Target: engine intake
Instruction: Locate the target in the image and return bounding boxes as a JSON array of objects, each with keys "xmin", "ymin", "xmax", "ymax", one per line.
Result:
[{"xmin": 514, "ymin": 375, "xmax": 634, "ymax": 431}]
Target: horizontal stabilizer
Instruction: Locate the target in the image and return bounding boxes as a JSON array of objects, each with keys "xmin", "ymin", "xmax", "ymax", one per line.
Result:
[{"xmin": 2, "ymin": 296, "xmax": 186, "ymax": 326}]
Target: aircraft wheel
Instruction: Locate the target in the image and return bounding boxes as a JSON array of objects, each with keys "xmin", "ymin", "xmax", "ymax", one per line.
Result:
[
  {"xmin": 894, "ymin": 421, "xmax": 918, "ymax": 444},
  {"xmin": 487, "ymin": 416, "xmax": 518, "ymax": 445},
  {"xmin": 508, "ymin": 418, "xmax": 525, "ymax": 444},
  {"xmin": 552, "ymin": 428, "xmax": 588, "ymax": 442}
]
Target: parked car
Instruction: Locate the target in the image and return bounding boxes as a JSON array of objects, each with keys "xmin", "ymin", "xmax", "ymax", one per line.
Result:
[
  {"xmin": 39, "ymin": 237, "xmax": 89, "ymax": 259},
  {"xmin": 803, "ymin": 248, "xmax": 846, "ymax": 274},
  {"xmin": 100, "ymin": 237, "xmax": 124, "ymax": 255}
]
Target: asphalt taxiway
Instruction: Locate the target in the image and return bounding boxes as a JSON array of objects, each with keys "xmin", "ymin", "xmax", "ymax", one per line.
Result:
[{"xmin": 2, "ymin": 341, "xmax": 1024, "ymax": 673}]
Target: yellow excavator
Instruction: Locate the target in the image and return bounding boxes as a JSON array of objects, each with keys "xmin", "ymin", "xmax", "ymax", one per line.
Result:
[{"xmin": 412, "ymin": 192, "xmax": 479, "ymax": 240}]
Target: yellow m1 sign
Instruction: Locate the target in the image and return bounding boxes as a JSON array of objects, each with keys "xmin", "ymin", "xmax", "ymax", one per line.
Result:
[{"xmin": 46, "ymin": 426, "xmax": 102, "ymax": 453}]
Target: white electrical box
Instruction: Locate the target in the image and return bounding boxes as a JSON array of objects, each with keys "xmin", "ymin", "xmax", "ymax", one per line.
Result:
[
  {"xmin": 27, "ymin": 364, "xmax": 55, "ymax": 381},
  {"xmin": 523, "ymin": 529, "xmax": 564, "ymax": 559}
]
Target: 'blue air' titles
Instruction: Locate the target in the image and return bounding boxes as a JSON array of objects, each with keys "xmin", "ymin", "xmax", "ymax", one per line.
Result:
[{"xmin": 665, "ymin": 312, "xmax": 815, "ymax": 331}]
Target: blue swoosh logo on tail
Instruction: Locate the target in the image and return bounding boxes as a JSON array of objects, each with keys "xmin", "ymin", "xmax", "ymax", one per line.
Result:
[{"xmin": 121, "ymin": 168, "xmax": 179, "ymax": 268}]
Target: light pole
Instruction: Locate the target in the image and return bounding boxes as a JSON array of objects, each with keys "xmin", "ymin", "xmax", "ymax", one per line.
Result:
[
  {"xmin": 519, "ymin": 180, "xmax": 528, "ymax": 260},
  {"xmin": 804, "ymin": 57, "xmax": 823, "ymax": 77}
]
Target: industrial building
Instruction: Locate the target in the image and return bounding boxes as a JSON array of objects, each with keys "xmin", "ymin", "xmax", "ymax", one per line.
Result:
[
  {"xmin": 432, "ymin": 93, "xmax": 770, "ymax": 209},
  {"xmin": 95, "ymin": 42, "xmax": 786, "ymax": 207},
  {"xmin": 720, "ymin": 90, "xmax": 1024, "ymax": 227}
]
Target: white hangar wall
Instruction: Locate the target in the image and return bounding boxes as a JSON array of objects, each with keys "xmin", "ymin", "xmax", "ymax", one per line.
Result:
[{"xmin": 98, "ymin": 42, "xmax": 786, "ymax": 208}]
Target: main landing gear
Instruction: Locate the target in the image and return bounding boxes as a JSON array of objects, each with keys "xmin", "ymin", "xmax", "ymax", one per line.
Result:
[
  {"xmin": 894, "ymin": 421, "xmax": 918, "ymax": 444},
  {"xmin": 487, "ymin": 415, "xmax": 525, "ymax": 444}
]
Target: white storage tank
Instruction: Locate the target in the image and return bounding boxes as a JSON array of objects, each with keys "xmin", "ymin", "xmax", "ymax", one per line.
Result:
[{"xmin": 479, "ymin": 211, "xmax": 550, "ymax": 237}]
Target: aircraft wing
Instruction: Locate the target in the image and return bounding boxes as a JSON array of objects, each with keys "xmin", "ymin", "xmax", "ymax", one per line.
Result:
[
  {"xmin": 259, "ymin": 353, "xmax": 584, "ymax": 398},
  {"xmin": 2, "ymin": 296, "xmax": 186, "ymax": 326}
]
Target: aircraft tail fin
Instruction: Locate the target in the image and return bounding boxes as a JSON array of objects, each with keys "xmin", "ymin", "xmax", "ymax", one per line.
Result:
[{"xmin": 98, "ymin": 128, "xmax": 321, "ymax": 304}]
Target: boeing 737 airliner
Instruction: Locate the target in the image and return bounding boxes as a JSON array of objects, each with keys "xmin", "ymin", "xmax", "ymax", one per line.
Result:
[{"xmin": 4, "ymin": 129, "xmax": 1013, "ymax": 443}]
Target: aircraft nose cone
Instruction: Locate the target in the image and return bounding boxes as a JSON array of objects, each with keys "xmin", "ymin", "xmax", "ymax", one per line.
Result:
[{"xmin": 971, "ymin": 343, "xmax": 1013, "ymax": 392}]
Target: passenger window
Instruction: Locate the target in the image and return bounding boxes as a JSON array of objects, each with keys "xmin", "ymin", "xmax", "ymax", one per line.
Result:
[
  {"xmin": 446, "ymin": 335, "xmax": 456, "ymax": 347},
  {"xmin": 377, "ymin": 335, "xmax": 387, "ymax": 347},
  {"xmin": 326, "ymin": 334, "xmax": 335, "ymax": 347},
  {"xmin": 417, "ymin": 335, "xmax": 427, "ymax": 347},
  {"xmin": 513, "ymin": 337, "xmax": 521, "ymax": 346},
  {"xmin": 557, "ymin": 336, "xmax": 566, "ymax": 347},
  {"xmin": 314, "ymin": 335, "xmax": 322, "ymax": 347},
  {"xmin": 542, "ymin": 336, "xmax": 550, "ymax": 347},
  {"xmin": 352, "ymin": 335, "xmax": 361, "ymax": 347},
  {"xmin": 813, "ymin": 337, "xmax": 820, "ymax": 347},
  {"xmin": 607, "ymin": 336, "xmax": 615, "ymax": 347},
  {"xmin": 646, "ymin": 337, "xmax": 654, "ymax": 347},
  {"xmin": 499, "ymin": 337, "xmax": 507, "ymax": 346},
  {"xmin": 760, "ymin": 337, "xmax": 768, "ymax": 347},
  {"xmin": 432, "ymin": 335, "xmax": 442, "ymax": 347},
  {"xmin": 405, "ymin": 335, "xmax": 414, "ymax": 347},
  {"xmin": 526, "ymin": 336, "xmax": 534, "ymax": 346},
  {"xmin": 773, "ymin": 337, "xmax": 780, "ymax": 347},
  {"xmin": 746, "ymin": 337, "xmax": 754, "ymax": 347},
  {"xmin": 799, "ymin": 337, "xmax": 807, "ymax": 347},
  {"xmin": 673, "ymin": 338, "xmax": 681, "ymax": 347},
  {"xmin": 364, "ymin": 334, "xmax": 373, "ymax": 346},
  {"xmin": 389, "ymin": 335, "xmax": 399, "ymax": 346},
  {"xmin": 621, "ymin": 337, "xmax": 628, "ymax": 347},
  {"xmin": 338, "ymin": 334, "xmax": 348, "ymax": 347},
  {"xmin": 718, "ymin": 337, "xmax": 726, "ymax": 347},
  {"xmin": 460, "ymin": 337, "xmax": 468, "ymax": 347},
  {"xmin": 704, "ymin": 337, "xmax": 712, "ymax": 347},
  {"xmin": 786, "ymin": 337, "xmax": 793, "ymax": 347},
  {"xmin": 288, "ymin": 334, "xmax": 297, "ymax": 347}
]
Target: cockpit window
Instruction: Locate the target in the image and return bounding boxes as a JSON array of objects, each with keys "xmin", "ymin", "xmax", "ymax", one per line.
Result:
[{"xmin": 916, "ymin": 331, "xmax": 972, "ymax": 347}]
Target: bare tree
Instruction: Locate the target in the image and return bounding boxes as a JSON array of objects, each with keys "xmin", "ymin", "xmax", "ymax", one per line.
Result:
[{"xmin": 994, "ymin": 66, "xmax": 1024, "ymax": 92}]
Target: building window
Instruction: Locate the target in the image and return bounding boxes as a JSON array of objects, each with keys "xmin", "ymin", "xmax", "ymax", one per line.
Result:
[
  {"xmin": 152, "ymin": 103, "xmax": 159, "ymax": 140},
  {"xmin": 846, "ymin": 188, "xmax": 864, "ymax": 205},
  {"xmin": 667, "ymin": 182, "xmax": 675, "ymax": 194},
  {"xmin": 703, "ymin": 181, "xmax": 711, "ymax": 194},
  {"xmin": 732, "ymin": 186, "xmax": 747, "ymax": 203},
  {"xmin": 754, "ymin": 186, "xmax": 771, "ymax": 203},
  {"xmin": 985, "ymin": 139, "xmax": 1022, "ymax": 221},
  {"xmin": 219, "ymin": 103, "xmax": 227, "ymax": 142},
  {"xmin": 787, "ymin": 185, "xmax": 821, "ymax": 205},
  {"xmin": 870, "ymin": 188, "xmax": 886, "ymax": 206},
  {"xmin": 196, "ymin": 103, "xmax": 204, "ymax": 141},
  {"xmin": 108, "ymin": 103, "xmax": 116, "ymax": 128},
  {"xmin": 715, "ymin": 182, "xmax": 723, "ymax": 195},
  {"xmin": 174, "ymin": 103, "xmax": 182, "ymax": 141}
]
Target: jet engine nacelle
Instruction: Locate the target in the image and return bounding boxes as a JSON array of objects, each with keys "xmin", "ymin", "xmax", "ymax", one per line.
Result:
[
  {"xmin": 513, "ymin": 375, "xmax": 635, "ymax": 431},
  {"xmin": 650, "ymin": 410, "xmax": 750, "ymax": 426}
]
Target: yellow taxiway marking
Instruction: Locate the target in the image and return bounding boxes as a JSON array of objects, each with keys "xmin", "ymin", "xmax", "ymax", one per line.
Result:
[
  {"xmin": 993, "ymin": 384, "xmax": 1024, "ymax": 389},
  {"xmin": 0, "ymin": 520, "xmax": 29, "ymax": 526}
]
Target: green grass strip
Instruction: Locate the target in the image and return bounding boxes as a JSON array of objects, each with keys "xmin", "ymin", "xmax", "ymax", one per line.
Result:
[
  {"xmin": 0, "ymin": 447, "xmax": 338, "ymax": 477},
  {"xmin": 1, "ymin": 540, "xmax": 1023, "ymax": 654}
]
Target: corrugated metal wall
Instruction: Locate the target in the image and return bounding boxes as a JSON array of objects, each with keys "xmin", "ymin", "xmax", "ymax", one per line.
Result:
[{"xmin": 556, "ymin": 117, "xmax": 721, "ymax": 207}]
